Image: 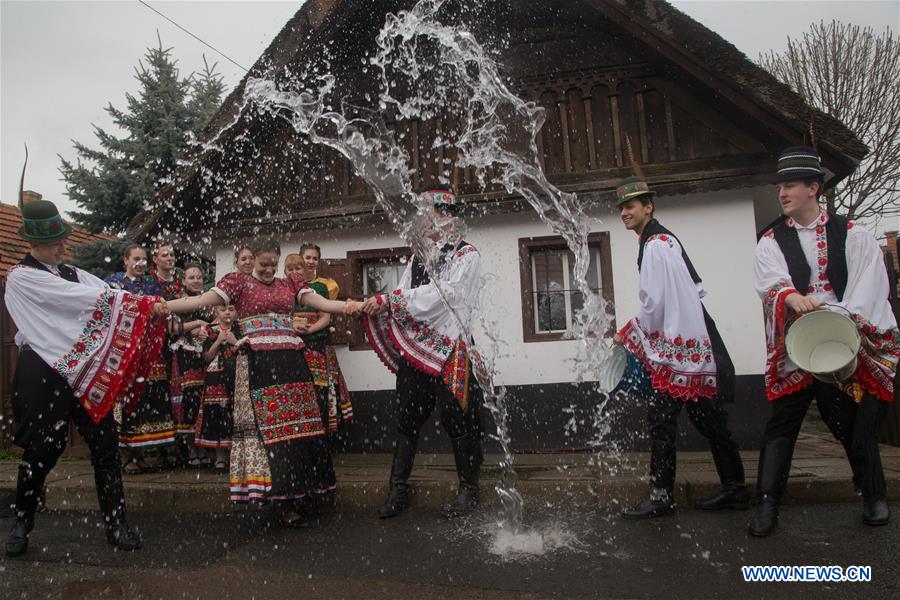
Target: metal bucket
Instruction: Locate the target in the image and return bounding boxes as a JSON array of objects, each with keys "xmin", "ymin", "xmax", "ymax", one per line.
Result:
[
  {"xmin": 785, "ymin": 306, "xmax": 861, "ymax": 384},
  {"xmin": 599, "ymin": 345, "xmax": 652, "ymax": 396}
]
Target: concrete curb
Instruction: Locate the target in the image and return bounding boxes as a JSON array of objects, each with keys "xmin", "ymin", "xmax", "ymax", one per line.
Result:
[{"xmin": 2, "ymin": 457, "xmax": 897, "ymax": 514}]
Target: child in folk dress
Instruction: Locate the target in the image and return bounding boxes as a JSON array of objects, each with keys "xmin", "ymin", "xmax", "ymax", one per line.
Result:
[{"xmin": 195, "ymin": 304, "xmax": 240, "ymax": 473}]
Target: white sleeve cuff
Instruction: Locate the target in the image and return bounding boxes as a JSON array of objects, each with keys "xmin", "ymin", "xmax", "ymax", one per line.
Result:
[{"xmin": 211, "ymin": 286, "xmax": 230, "ymax": 305}]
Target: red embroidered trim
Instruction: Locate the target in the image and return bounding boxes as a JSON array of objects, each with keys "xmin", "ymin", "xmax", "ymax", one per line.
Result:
[
  {"xmin": 619, "ymin": 320, "xmax": 718, "ymax": 401},
  {"xmin": 79, "ymin": 294, "xmax": 168, "ymax": 423},
  {"xmin": 386, "ymin": 323, "xmax": 443, "ymax": 378},
  {"xmin": 362, "ymin": 313, "xmax": 400, "ymax": 374},
  {"xmin": 855, "ymin": 365, "xmax": 893, "ymax": 402},
  {"xmin": 763, "ymin": 283, "xmax": 808, "ymax": 401}
]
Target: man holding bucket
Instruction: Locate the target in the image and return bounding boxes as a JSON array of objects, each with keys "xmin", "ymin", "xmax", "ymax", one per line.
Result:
[
  {"xmin": 613, "ymin": 176, "xmax": 747, "ymax": 520},
  {"xmin": 750, "ymin": 146, "xmax": 899, "ymax": 536}
]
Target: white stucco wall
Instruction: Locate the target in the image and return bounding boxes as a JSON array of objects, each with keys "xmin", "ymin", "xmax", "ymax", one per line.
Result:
[{"xmin": 213, "ymin": 187, "xmax": 769, "ymax": 391}]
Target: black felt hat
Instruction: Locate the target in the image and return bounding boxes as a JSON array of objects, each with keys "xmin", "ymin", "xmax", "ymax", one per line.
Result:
[
  {"xmin": 775, "ymin": 146, "xmax": 824, "ymax": 183},
  {"xmin": 18, "ymin": 200, "xmax": 72, "ymax": 241}
]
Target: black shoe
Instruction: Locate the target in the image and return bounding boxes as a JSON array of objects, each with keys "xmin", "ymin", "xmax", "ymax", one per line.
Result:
[
  {"xmin": 275, "ymin": 508, "xmax": 311, "ymax": 529},
  {"xmin": 863, "ymin": 498, "xmax": 890, "ymax": 526},
  {"xmin": 106, "ymin": 522, "xmax": 142, "ymax": 551},
  {"xmin": 694, "ymin": 487, "xmax": 751, "ymax": 511},
  {"xmin": 748, "ymin": 494, "xmax": 780, "ymax": 537},
  {"xmin": 5, "ymin": 517, "xmax": 34, "ymax": 558},
  {"xmin": 377, "ymin": 484, "xmax": 410, "ymax": 519},
  {"xmin": 442, "ymin": 484, "xmax": 479, "ymax": 519},
  {"xmin": 621, "ymin": 497, "xmax": 676, "ymax": 520}
]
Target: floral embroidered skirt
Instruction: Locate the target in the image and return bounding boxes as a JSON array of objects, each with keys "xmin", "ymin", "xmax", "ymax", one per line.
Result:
[
  {"xmin": 118, "ymin": 349, "xmax": 176, "ymax": 449},
  {"xmin": 229, "ymin": 348, "xmax": 335, "ymax": 503},
  {"xmin": 303, "ymin": 338, "xmax": 353, "ymax": 434},
  {"xmin": 172, "ymin": 347, "xmax": 205, "ymax": 437}
]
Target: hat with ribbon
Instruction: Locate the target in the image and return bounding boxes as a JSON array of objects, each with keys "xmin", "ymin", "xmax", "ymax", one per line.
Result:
[
  {"xmin": 423, "ymin": 189, "xmax": 462, "ymax": 209},
  {"xmin": 775, "ymin": 145, "xmax": 824, "ymax": 183},
  {"xmin": 614, "ymin": 176, "xmax": 655, "ymax": 206},
  {"xmin": 18, "ymin": 199, "xmax": 72, "ymax": 241}
]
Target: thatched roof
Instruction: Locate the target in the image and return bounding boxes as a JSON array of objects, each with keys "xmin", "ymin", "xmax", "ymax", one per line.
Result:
[{"xmin": 130, "ymin": 0, "xmax": 866, "ymax": 241}]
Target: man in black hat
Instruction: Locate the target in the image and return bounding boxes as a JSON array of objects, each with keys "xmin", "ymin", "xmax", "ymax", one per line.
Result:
[
  {"xmin": 5, "ymin": 199, "xmax": 168, "ymax": 557},
  {"xmin": 613, "ymin": 176, "xmax": 747, "ymax": 520},
  {"xmin": 360, "ymin": 190, "xmax": 484, "ymax": 520},
  {"xmin": 749, "ymin": 146, "xmax": 898, "ymax": 536}
]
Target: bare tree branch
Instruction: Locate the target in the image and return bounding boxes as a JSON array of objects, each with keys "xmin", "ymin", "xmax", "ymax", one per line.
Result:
[{"xmin": 760, "ymin": 21, "xmax": 900, "ymax": 225}]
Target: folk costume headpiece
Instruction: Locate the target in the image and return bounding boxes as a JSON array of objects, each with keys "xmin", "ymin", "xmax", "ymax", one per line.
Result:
[
  {"xmin": 774, "ymin": 145, "xmax": 824, "ymax": 183},
  {"xmin": 615, "ymin": 176, "xmax": 655, "ymax": 206},
  {"xmin": 614, "ymin": 136, "xmax": 656, "ymax": 206},
  {"xmin": 424, "ymin": 189, "xmax": 462, "ymax": 210},
  {"xmin": 18, "ymin": 199, "xmax": 72, "ymax": 242}
]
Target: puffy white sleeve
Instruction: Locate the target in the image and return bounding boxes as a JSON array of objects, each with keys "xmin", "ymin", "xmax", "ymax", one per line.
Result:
[
  {"xmin": 617, "ymin": 235, "xmax": 718, "ymax": 399},
  {"xmin": 834, "ymin": 226, "xmax": 900, "ymax": 402},
  {"xmin": 75, "ymin": 267, "xmax": 113, "ymax": 291},
  {"xmin": 837, "ymin": 227, "xmax": 897, "ymax": 331},
  {"xmin": 401, "ymin": 249, "xmax": 481, "ymax": 329}
]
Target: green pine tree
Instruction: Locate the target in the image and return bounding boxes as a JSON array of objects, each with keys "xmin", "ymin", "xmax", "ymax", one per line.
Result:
[
  {"xmin": 70, "ymin": 239, "xmax": 133, "ymax": 279},
  {"xmin": 188, "ymin": 55, "xmax": 227, "ymax": 137},
  {"xmin": 59, "ymin": 36, "xmax": 225, "ymax": 236}
]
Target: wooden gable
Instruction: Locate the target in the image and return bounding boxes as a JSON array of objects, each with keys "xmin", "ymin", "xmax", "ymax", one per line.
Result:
[{"xmin": 139, "ymin": 0, "xmax": 862, "ymax": 240}]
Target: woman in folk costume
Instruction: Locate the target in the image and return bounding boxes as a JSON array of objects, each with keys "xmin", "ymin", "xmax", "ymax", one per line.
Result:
[
  {"xmin": 233, "ymin": 245, "xmax": 255, "ymax": 276},
  {"xmin": 613, "ymin": 176, "xmax": 747, "ymax": 520},
  {"xmin": 165, "ymin": 240, "xmax": 363, "ymax": 527},
  {"xmin": 195, "ymin": 304, "xmax": 240, "ymax": 473},
  {"xmin": 749, "ymin": 147, "xmax": 899, "ymax": 536},
  {"xmin": 171, "ymin": 264, "xmax": 211, "ymax": 467},
  {"xmin": 106, "ymin": 244, "xmax": 175, "ymax": 473},
  {"xmin": 5, "ymin": 199, "xmax": 168, "ymax": 557},
  {"xmin": 288, "ymin": 246, "xmax": 353, "ymax": 433},
  {"xmin": 361, "ymin": 190, "xmax": 484, "ymax": 520}
]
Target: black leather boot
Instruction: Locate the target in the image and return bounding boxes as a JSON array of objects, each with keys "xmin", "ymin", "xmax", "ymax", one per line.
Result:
[
  {"xmin": 443, "ymin": 434, "xmax": 482, "ymax": 519},
  {"xmin": 5, "ymin": 517, "xmax": 34, "ymax": 558},
  {"xmin": 5, "ymin": 463, "xmax": 43, "ymax": 557},
  {"xmin": 862, "ymin": 498, "xmax": 890, "ymax": 526},
  {"xmin": 95, "ymin": 465, "xmax": 141, "ymax": 551},
  {"xmin": 695, "ymin": 440, "xmax": 749, "ymax": 510},
  {"xmin": 621, "ymin": 489, "xmax": 676, "ymax": 520},
  {"xmin": 748, "ymin": 437, "xmax": 794, "ymax": 537},
  {"xmin": 377, "ymin": 434, "xmax": 417, "ymax": 519}
]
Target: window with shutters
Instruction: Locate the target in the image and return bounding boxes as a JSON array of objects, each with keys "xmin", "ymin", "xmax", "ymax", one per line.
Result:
[{"xmin": 518, "ymin": 233, "xmax": 615, "ymax": 342}]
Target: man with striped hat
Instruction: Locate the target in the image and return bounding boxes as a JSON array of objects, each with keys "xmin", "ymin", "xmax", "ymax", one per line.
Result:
[
  {"xmin": 613, "ymin": 176, "xmax": 747, "ymax": 520},
  {"xmin": 5, "ymin": 199, "xmax": 168, "ymax": 557},
  {"xmin": 750, "ymin": 146, "xmax": 898, "ymax": 536},
  {"xmin": 360, "ymin": 189, "xmax": 484, "ymax": 520}
]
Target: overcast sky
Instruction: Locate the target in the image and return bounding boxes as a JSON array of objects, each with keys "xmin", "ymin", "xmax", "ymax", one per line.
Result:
[{"xmin": 2, "ymin": 0, "xmax": 898, "ymax": 224}]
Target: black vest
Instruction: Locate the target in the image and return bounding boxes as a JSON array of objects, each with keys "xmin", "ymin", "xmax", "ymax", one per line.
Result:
[
  {"xmin": 638, "ymin": 219, "xmax": 702, "ymax": 284},
  {"xmin": 636, "ymin": 220, "xmax": 736, "ymax": 403},
  {"xmin": 771, "ymin": 213, "xmax": 849, "ymax": 301},
  {"xmin": 411, "ymin": 241, "xmax": 468, "ymax": 288},
  {"xmin": 20, "ymin": 254, "xmax": 79, "ymax": 283}
]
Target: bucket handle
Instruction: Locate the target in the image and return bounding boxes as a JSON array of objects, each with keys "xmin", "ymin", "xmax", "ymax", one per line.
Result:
[
  {"xmin": 822, "ymin": 303, "xmax": 853, "ymax": 320},
  {"xmin": 786, "ymin": 302, "xmax": 853, "ymax": 330}
]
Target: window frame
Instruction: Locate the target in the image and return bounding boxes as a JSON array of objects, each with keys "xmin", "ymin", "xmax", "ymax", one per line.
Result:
[
  {"xmin": 346, "ymin": 246, "xmax": 412, "ymax": 350},
  {"xmin": 518, "ymin": 232, "xmax": 615, "ymax": 343}
]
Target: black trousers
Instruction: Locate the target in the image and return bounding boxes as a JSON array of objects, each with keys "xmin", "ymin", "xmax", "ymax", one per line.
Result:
[
  {"xmin": 760, "ymin": 381, "xmax": 887, "ymax": 500},
  {"xmin": 11, "ymin": 347, "xmax": 125, "ymax": 524},
  {"xmin": 647, "ymin": 393, "xmax": 745, "ymax": 495},
  {"xmin": 395, "ymin": 359, "xmax": 482, "ymax": 444}
]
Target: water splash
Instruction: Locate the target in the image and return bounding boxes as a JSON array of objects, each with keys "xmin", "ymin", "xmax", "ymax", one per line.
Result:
[{"xmin": 243, "ymin": 0, "xmax": 613, "ymax": 540}]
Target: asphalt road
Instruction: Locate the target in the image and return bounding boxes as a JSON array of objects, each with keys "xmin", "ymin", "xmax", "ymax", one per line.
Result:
[{"xmin": 1, "ymin": 502, "xmax": 897, "ymax": 599}]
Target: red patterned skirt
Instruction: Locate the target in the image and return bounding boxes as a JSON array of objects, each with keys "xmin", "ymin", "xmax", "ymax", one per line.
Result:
[{"xmin": 229, "ymin": 347, "xmax": 335, "ymax": 503}]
